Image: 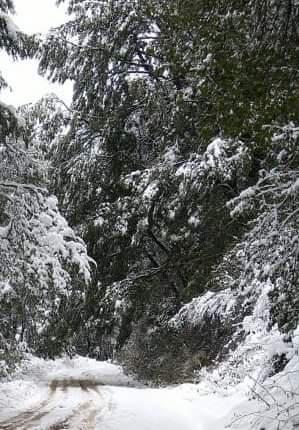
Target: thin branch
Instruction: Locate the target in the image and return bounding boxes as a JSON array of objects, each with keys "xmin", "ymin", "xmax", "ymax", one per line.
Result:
[
  {"xmin": 281, "ymin": 207, "xmax": 299, "ymax": 229},
  {"xmin": 0, "ymin": 181, "xmax": 47, "ymax": 193}
]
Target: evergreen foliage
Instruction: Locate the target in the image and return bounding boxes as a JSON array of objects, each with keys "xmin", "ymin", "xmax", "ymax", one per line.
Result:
[
  {"xmin": 0, "ymin": 5, "xmax": 91, "ymax": 376},
  {"xmin": 34, "ymin": 0, "xmax": 298, "ymax": 381},
  {"xmin": 0, "ymin": 0, "xmax": 297, "ymax": 382}
]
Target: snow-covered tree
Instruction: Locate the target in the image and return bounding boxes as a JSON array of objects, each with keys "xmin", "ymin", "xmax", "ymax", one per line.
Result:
[
  {"xmin": 168, "ymin": 125, "xmax": 298, "ymax": 384},
  {"xmin": 19, "ymin": 94, "xmax": 70, "ymax": 159},
  {"xmin": 0, "ymin": 3, "xmax": 92, "ymax": 376},
  {"xmin": 36, "ymin": 0, "xmax": 298, "ymax": 381}
]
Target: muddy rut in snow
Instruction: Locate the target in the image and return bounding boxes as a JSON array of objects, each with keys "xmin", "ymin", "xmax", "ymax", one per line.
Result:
[{"xmin": 0, "ymin": 379, "xmax": 107, "ymax": 430}]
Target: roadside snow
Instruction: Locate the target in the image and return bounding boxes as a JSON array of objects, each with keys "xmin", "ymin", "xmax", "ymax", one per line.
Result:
[
  {"xmin": 46, "ymin": 356, "xmax": 136, "ymax": 387},
  {"xmin": 11, "ymin": 355, "xmax": 134, "ymax": 385},
  {"xmin": 0, "ymin": 379, "xmax": 48, "ymax": 421}
]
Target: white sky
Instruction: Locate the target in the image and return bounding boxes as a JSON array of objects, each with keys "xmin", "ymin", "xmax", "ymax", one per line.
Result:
[{"xmin": 0, "ymin": 0, "xmax": 73, "ymax": 106}]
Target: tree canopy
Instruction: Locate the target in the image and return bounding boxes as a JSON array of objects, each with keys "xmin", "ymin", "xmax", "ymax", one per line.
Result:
[{"xmin": 0, "ymin": 0, "xmax": 298, "ymax": 382}]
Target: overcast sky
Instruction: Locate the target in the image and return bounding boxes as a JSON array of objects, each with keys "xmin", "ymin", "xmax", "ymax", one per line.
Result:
[{"xmin": 0, "ymin": 0, "xmax": 72, "ymax": 106}]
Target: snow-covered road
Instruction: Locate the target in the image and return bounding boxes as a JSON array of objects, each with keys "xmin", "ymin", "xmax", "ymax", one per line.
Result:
[
  {"xmin": 0, "ymin": 379, "xmax": 107, "ymax": 429},
  {"xmin": 0, "ymin": 357, "xmax": 205, "ymax": 430},
  {"xmin": 0, "ymin": 356, "xmax": 248, "ymax": 430},
  {"xmin": 0, "ymin": 378, "xmax": 198, "ymax": 430}
]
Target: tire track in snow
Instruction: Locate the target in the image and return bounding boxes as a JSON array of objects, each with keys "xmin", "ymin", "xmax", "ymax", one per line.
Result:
[
  {"xmin": 0, "ymin": 380, "xmax": 109, "ymax": 430},
  {"xmin": 0, "ymin": 385, "xmax": 62, "ymax": 430},
  {"xmin": 66, "ymin": 384, "xmax": 109, "ymax": 430}
]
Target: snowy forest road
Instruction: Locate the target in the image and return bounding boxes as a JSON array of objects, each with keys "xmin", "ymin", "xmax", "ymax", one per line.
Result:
[
  {"xmin": 0, "ymin": 379, "xmax": 108, "ymax": 430},
  {"xmin": 0, "ymin": 358, "xmax": 210, "ymax": 430}
]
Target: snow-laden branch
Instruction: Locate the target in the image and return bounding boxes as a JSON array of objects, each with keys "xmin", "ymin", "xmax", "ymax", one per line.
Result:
[{"xmin": 0, "ymin": 181, "xmax": 47, "ymax": 193}]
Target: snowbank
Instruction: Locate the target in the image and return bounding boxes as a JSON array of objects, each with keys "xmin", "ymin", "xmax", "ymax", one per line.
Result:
[{"xmin": 13, "ymin": 355, "xmax": 137, "ymax": 387}]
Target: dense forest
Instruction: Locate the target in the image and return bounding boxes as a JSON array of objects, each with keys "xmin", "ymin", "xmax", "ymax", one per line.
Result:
[{"xmin": 0, "ymin": 0, "xmax": 298, "ymax": 384}]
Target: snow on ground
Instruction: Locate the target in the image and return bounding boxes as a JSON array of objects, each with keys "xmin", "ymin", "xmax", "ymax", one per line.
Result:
[
  {"xmin": 0, "ymin": 356, "xmax": 204, "ymax": 429},
  {"xmin": 0, "ymin": 378, "xmax": 49, "ymax": 421},
  {"xmin": 20, "ymin": 355, "xmax": 137, "ymax": 386},
  {"xmin": 0, "ymin": 357, "xmax": 136, "ymax": 424},
  {"xmin": 0, "ymin": 355, "xmax": 245, "ymax": 430},
  {"xmin": 1, "ymin": 353, "xmax": 299, "ymax": 429}
]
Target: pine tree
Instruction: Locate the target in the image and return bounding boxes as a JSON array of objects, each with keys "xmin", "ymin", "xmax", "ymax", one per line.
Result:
[
  {"xmin": 37, "ymin": 0, "xmax": 298, "ymax": 381},
  {"xmin": 0, "ymin": 3, "xmax": 92, "ymax": 375}
]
